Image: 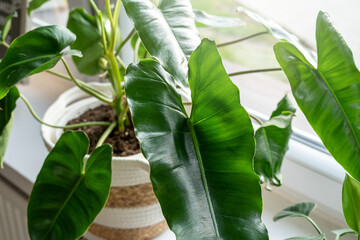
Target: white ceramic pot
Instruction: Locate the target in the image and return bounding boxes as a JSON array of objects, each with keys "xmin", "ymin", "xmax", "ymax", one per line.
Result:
[{"xmin": 41, "ymin": 83, "xmax": 167, "ymax": 240}]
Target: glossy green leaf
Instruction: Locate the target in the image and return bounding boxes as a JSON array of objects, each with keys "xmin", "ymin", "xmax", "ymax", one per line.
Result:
[
  {"xmin": 67, "ymin": 8, "xmax": 103, "ymax": 76},
  {"xmin": 27, "ymin": 0, "xmax": 50, "ymax": 15},
  {"xmin": 0, "ymin": 86, "xmax": 19, "ymax": 168},
  {"xmin": 274, "ymin": 11, "xmax": 360, "ymax": 182},
  {"xmin": 254, "ymin": 95, "xmax": 295, "ymax": 187},
  {"xmin": 238, "ymin": 7, "xmax": 315, "ymax": 64},
  {"xmin": 342, "ymin": 174, "xmax": 360, "ymax": 235},
  {"xmin": 332, "ymin": 228, "xmax": 356, "ymax": 240},
  {"xmin": 0, "ymin": 25, "xmax": 79, "ymax": 99},
  {"xmin": 126, "ymin": 39, "xmax": 268, "ymax": 239},
  {"xmin": 194, "ymin": 10, "xmax": 245, "ymax": 28},
  {"xmin": 123, "ymin": 0, "xmax": 200, "ymax": 88},
  {"xmin": 27, "ymin": 131, "xmax": 112, "ymax": 240},
  {"xmin": 285, "ymin": 234, "xmax": 325, "ymax": 240},
  {"xmin": 1, "ymin": 11, "xmax": 18, "ymax": 43},
  {"xmin": 273, "ymin": 202, "xmax": 316, "ymax": 221}
]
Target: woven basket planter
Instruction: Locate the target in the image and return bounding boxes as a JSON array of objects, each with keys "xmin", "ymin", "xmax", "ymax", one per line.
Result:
[{"xmin": 41, "ymin": 83, "xmax": 167, "ymax": 240}]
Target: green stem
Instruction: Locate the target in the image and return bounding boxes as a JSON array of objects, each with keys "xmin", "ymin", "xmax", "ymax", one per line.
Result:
[
  {"xmin": 116, "ymin": 28, "xmax": 136, "ymax": 55},
  {"xmin": 116, "ymin": 56, "xmax": 126, "ymax": 70},
  {"xmin": 1, "ymin": 42, "xmax": 10, "ymax": 48},
  {"xmin": 228, "ymin": 68, "xmax": 282, "ymax": 77},
  {"xmin": 106, "ymin": 53, "xmax": 123, "ymax": 96},
  {"xmin": 117, "ymin": 103, "xmax": 128, "ymax": 131},
  {"xmin": 46, "ymin": 69, "xmax": 112, "ymax": 102},
  {"xmin": 216, "ymin": 31, "xmax": 268, "ymax": 48},
  {"xmin": 249, "ymin": 114, "xmax": 263, "ymax": 125},
  {"xmin": 20, "ymin": 94, "xmax": 111, "ymax": 129},
  {"xmin": 89, "ymin": 0, "xmax": 107, "ymax": 53},
  {"xmin": 60, "ymin": 58, "xmax": 113, "ymax": 105},
  {"xmin": 305, "ymin": 216, "xmax": 323, "ymax": 235},
  {"xmin": 96, "ymin": 121, "xmax": 117, "ymax": 148}
]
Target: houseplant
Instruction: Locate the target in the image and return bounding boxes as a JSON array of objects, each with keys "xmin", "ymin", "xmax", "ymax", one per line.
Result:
[
  {"xmin": 0, "ymin": 0, "xmax": 289, "ymax": 239},
  {"xmin": 2, "ymin": 1, "xmax": 359, "ymax": 240}
]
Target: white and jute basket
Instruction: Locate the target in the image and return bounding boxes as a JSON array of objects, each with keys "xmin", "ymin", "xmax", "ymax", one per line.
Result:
[{"xmin": 41, "ymin": 83, "xmax": 167, "ymax": 240}]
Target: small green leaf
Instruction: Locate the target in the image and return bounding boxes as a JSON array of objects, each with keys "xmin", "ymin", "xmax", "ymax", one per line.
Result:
[
  {"xmin": 27, "ymin": 0, "xmax": 50, "ymax": 15},
  {"xmin": 1, "ymin": 11, "xmax": 18, "ymax": 42},
  {"xmin": 67, "ymin": 8, "xmax": 103, "ymax": 76},
  {"xmin": 274, "ymin": 202, "xmax": 316, "ymax": 221},
  {"xmin": 274, "ymin": 11, "xmax": 360, "ymax": 182},
  {"xmin": 27, "ymin": 131, "xmax": 112, "ymax": 240},
  {"xmin": 285, "ymin": 234, "xmax": 325, "ymax": 240},
  {"xmin": 0, "ymin": 86, "xmax": 19, "ymax": 168},
  {"xmin": 342, "ymin": 174, "xmax": 360, "ymax": 235},
  {"xmin": 254, "ymin": 95, "xmax": 295, "ymax": 187},
  {"xmin": 0, "ymin": 25, "xmax": 77, "ymax": 99},
  {"xmin": 332, "ymin": 228, "xmax": 356, "ymax": 240},
  {"xmin": 194, "ymin": 10, "xmax": 245, "ymax": 28}
]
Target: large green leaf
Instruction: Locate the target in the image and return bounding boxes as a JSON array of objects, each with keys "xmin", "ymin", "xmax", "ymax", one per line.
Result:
[
  {"xmin": 254, "ymin": 95, "xmax": 295, "ymax": 187},
  {"xmin": 0, "ymin": 25, "xmax": 81, "ymax": 99},
  {"xmin": 123, "ymin": 0, "xmax": 200, "ymax": 89},
  {"xmin": 332, "ymin": 228, "xmax": 356, "ymax": 240},
  {"xmin": 126, "ymin": 39, "xmax": 268, "ymax": 239},
  {"xmin": 273, "ymin": 202, "xmax": 316, "ymax": 221},
  {"xmin": 67, "ymin": 8, "xmax": 103, "ymax": 76},
  {"xmin": 27, "ymin": 0, "xmax": 50, "ymax": 15},
  {"xmin": 27, "ymin": 131, "xmax": 112, "ymax": 240},
  {"xmin": 342, "ymin": 174, "xmax": 360, "ymax": 235},
  {"xmin": 274, "ymin": 11, "xmax": 360, "ymax": 182},
  {"xmin": 0, "ymin": 86, "xmax": 19, "ymax": 167}
]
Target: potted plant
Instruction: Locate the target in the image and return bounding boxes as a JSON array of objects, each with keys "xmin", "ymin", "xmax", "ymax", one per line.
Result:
[
  {"xmin": 1, "ymin": 0, "xmax": 285, "ymax": 239},
  {"xmin": 2, "ymin": 0, "xmax": 359, "ymax": 240},
  {"xmin": 0, "ymin": 0, "xmax": 204, "ymax": 238}
]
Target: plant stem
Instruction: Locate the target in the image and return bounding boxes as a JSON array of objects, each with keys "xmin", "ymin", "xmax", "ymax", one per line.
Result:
[
  {"xmin": 117, "ymin": 103, "xmax": 128, "ymax": 131},
  {"xmin": 96, "ymin": 121, "xmax": 117, "ymax": 148},
  {"xmin": 60, "ymin": 58, "xmax": 114, "ymax": 105},
  {"xmin": 1, "ymin": 42, "xmax": 10, "ymax": 48},
  {"xmin": 249, "ymin": 114, "xmax": 263, "ymax": 125},
  {"xmin": 106, "ymin": 53, "xmax": 123, "ymax": 95},
  {"xmin": 228, "ymin": 68, "xmax": 282, "ymax": 77},
  {"xmin": 45, "ymin": 69, "xmax": 111, "ymax": 102},
  {"xmin": 305, "ymin": 216, "xmax": 323, "ymax": 235},
  {"xmin": 216, "ymin": 31, "xmax": 268, "ymax": 48},
  {"xmin": 116, "ymin": 28, "xmax": 136, "ymax": 55},
  {"xmin": 20, "ymin": 94, "xmax": 111, "ymax": 129}
]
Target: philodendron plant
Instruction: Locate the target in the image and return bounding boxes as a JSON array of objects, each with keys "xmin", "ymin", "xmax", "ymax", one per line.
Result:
[
  {"xmin": 272, "ymin": 11, "xmax": 360, "ymax": 240},
  {"xmin": 0, "ymin": 0, "xmax": 299, "ymax": 239}
]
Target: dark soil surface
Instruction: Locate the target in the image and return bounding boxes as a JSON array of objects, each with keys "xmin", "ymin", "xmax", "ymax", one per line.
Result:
[{"xmin": 66, "ymin": 105, "xmax": 141, "ymax": 157}]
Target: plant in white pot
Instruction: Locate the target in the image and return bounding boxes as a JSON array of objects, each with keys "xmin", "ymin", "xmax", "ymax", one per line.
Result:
[
  {"xmin": 0, "ymin": 0, "xmax": 203, "ymax": 238},
  {"xmin": 5, "ymin": 1, "xmax": 351, "ymax": 240}
]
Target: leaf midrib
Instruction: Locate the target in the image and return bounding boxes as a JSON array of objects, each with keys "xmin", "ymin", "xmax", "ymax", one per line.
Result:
[
  {"xmin": 41, "ymin": 173, "xmax": 84, "ymax": 240},
  {"xmin": 316, "ymin": 69, "xmax": 360, "ymax": 156},
  {"xmin": 0, "ymin": 54, "xmax": 58, "ymax": 76},
  {"xmin": 187, "ymin": 121, "xmax": 220, "ymax": 238}
]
